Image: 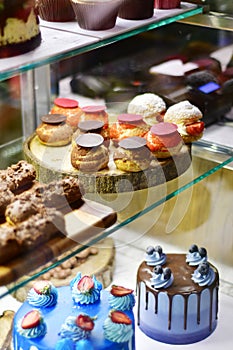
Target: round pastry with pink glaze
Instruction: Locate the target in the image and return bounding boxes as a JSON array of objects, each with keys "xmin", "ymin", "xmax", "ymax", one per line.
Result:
[
  {"xmin": 50, "ymin": 97, "xmax": 82, "ymax": 130},
  {"xmin": 110, "ymin": 113, "xmax": 149, "ymax": 146},
  {"xmin": 145, "ymin": 122, "xmax": 183, "ymax": 158}
]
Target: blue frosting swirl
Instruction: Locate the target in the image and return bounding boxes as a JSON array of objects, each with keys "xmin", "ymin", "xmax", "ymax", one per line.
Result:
[
  {"xmin": 192, "ymin": 265, "xmax": 215, "ymax": 286},
  {"xmin": 186, "ymin": 251, "xmax": 207, "ymax": 266},
  {"xmin": 103, "ymin": 316, "xmax": 133, "ymax": 343},
  {"xmin": 70, "ymin": 272, "xmax": 102, "ymax": 305},
  {"xmin": 150, "ymin": 271, "xmax": 174, "ymax": 289},
  {"xmin": 17, "ymin": 316, "xmax": 46, "ymax": 339},
  {"xmin": 108, "ymin": 293, "xmax": 135, "ymax": 311},
  {"xmin": 145, "ymin": 251, "xmax": 166, "ymax": 266},
  {"xmin": 27, "ymin": 285, "xmax": 58, "ymax": 308},
  {"xmin": 59, "ymin": 316, "xmax": 91, "ymax": 342}
]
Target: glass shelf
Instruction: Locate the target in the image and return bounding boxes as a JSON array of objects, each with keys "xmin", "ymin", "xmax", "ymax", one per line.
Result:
[
  {"xmin": 1, "ymin": 143, "xmax": 232, "ymax": 300},
  {"xmin": 0, "ymin": 3, "xmax": 202, "ymax": 81}
]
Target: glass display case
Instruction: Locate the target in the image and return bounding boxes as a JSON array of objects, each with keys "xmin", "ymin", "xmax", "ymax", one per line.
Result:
[{"xmin": 0, "ymin": 2, "xmax": 233, "ymax": 348}]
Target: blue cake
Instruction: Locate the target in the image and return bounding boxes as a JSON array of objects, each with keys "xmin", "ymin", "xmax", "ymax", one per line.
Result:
[
  {"xmin": 137, "ymin": 244, "xmax": 219, "ymax": 344},
  {"xmin": 13, "ymin": 272, "xmax": 135, "ymax": 350}
]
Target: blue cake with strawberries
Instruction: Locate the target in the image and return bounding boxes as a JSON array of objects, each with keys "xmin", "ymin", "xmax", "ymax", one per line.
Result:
[{"xmin": 13, "ymin": 272, "xmax": 135, "ymax": 350}]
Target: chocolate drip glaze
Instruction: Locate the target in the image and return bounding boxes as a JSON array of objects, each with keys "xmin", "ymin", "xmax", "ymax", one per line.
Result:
[{"xmin": 137, "ymin": 254, "xmax": 219, "ymax": 331}]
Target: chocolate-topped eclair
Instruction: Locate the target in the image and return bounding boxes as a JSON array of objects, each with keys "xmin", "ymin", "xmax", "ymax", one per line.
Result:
[
  {"xmin": 0, "ymin": 182, "xmax": 14, "ymax": 217},
  {"xmin": 0, "ymin": 208, "xmax": 66, "ymax": 264},
  {"xmin": 0, "ymin": 160, "xmax": 36, "ymax": 192}
]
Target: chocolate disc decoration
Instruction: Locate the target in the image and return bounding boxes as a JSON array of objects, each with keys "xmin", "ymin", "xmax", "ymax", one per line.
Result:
[
  {"xmin": 41, "ymin": 114, "xmax": 67, "ymax": 124},
  {"xmin": 78, "ymin": 120, "xmax": 104, "ymax": 132},
  {"xmin": 150, "ymin": 122, "xmax": 178, "ymax": 136},
  {"xmin": 117, "ymin": 113, "xmax": 144, "ymax": 124},
  {"xmin": 119, "ymin": 136, "xmax": 147, "ymax": 150},
  {"xmin": 75, "ymin": 133, "xmax": 104, "ymax": 148}
]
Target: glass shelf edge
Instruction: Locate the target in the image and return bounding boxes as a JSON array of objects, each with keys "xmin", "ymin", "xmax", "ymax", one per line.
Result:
[
  {"xmin": 0, "ymin": 6, "xmax": 202, "ymax": 82},
  {"xmin": 178, "ymin": 12, "xmax": 233, "ymax": 31}
]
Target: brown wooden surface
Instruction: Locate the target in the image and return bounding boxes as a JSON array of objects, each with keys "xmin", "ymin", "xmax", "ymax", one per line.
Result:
[
  {"xmin": 23, "ymin": 134, "xmax": 192, "ymax": 193},
  {"xmin": 0, "ymin": 199, "xmax": 117, "ymax": 286},
  {"xmin": 8, "ymin": 237, "xmax": 115, "ymax": 302}
]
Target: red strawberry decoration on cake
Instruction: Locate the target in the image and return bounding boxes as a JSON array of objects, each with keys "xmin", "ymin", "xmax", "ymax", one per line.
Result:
[
  {"xmin": 110, "ymin": 285, "xmax": 134, "ymax": 297},
  {"xmin": 76, "ymin": 314, "xmax": 95, "ymax": 331},
  {"xmin": 33, "ymin": 281, "xmax": 51, "ymax": 295},
  {"xmin": 77, "ymin": 276, "xmax": 94, "ymax": 294},
  {"xmin": 21, "ymin": 310, "xmax": 41, "ymax": 329},
  {"xmin": 110, "ymin": 310, "xmax": 132, "ymax": 325}
]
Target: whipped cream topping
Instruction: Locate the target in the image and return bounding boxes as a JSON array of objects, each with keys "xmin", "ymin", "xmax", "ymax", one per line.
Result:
[
  {"xmin": 108, "ymin": 292, "xmax": 135, "ymax": 311},
  {"xmin": 186, "ymin": 252, "xmax": 207, "ymax": 266},
  {"xmin": 103, "ymin": 313, "xmax": 133, "ymax": 343},
  {"xmin": 145, "ymin": 245, "xmax": 167, "ymax": 266},
  {"xmin": 150, "ymin": 266, "xmax": 174, "ymax": 289},
  {"xmin": 192, "ymin": 262, "xmax": 215, "ymax": 287},
  {"xmin": 58, "ymin": 316, "xmax": 90, "ymax": 342},
  {"xmin": 27, "ymin": 284, "xmax": 58, "ymax": 308},
  {"xmin": 186, "ymin": 245, "xmax": 208, "ymax": 266},
  {"xmin": 70, "ymin": 272, "xmax": 102, "ymax": 305},
  {"xmin": 17, "ymin": 312, "xmax": 46, "ymax": 339}
]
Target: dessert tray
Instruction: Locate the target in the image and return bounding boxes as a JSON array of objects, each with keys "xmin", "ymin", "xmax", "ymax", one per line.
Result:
[
  {"xmin": 23, "ymin": 134, "xmax": 192, "ymax": 194},
  {"xmin": 0, "ymin": 187, "xmax": 117, "ymax": 286}
]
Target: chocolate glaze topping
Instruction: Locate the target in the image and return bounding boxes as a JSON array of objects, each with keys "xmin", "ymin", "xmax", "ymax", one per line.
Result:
[
  {"xmin": 118, "ymin": 136, "xmax": 147, "ymax": 150},
  {"xmin": 137, "ymin": 254, "xmax": 219, "ymax": 331},
  {"xmin": 78, "ymin": 120, "xmax": 104, "ymax": 133},
  {"xmin": 75, "ymin": 133, "xmax": 104, "ymax": 148},
  {"xmin": 41, "ymin": 114, "xmax": 66, "ymax": 124}
]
